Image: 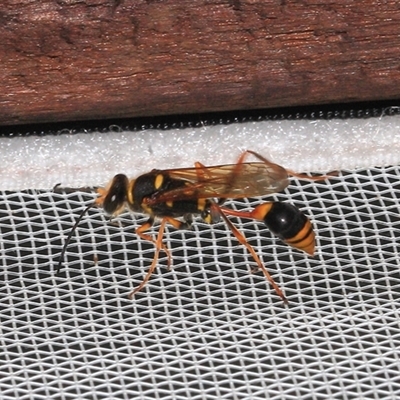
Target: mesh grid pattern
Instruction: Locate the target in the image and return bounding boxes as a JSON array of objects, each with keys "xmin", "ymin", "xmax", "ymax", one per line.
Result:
[{"xmin": 1, "ymin": 166, "xmax": 400, "ymax": 399}]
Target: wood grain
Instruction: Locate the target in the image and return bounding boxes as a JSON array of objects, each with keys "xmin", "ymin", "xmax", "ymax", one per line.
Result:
[{"xmin": 1, "ymin": 0, "xmax": 400, "ymax": 125}]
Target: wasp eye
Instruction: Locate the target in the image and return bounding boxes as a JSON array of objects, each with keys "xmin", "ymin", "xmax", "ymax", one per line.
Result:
[{"xmin": 103, "ymin": 174, "xmax": 128, "ymax": 215}]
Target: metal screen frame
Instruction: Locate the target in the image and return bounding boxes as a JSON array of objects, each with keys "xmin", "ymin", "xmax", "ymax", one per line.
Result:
[{"xmin": 1, "ymin": 165, "xmax": 400, "ymax": 399}]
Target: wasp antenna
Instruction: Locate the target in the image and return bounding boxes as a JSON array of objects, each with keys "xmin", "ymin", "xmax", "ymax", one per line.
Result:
[
  {"xmin": 53, "ymin": 183, "xmax": 62, "ymax": 192},
  {"xmin": 56, "ymin": 202, "xmax": 96, "ymax": 274}
]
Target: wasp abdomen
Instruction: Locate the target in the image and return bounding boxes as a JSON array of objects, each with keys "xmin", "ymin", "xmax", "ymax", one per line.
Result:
[{"xmin": 256, "ymin": 202, "xmax": 315, "ymax": 256}]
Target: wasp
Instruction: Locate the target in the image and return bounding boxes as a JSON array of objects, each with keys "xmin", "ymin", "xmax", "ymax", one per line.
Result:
[{"xmin": 57, "ymin": 150, "xmax": 330, "ymax": 303}]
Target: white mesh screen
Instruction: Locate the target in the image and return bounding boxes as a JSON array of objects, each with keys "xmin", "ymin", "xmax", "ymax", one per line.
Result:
[{"xmin": 1, "ymin": 158, "xmax": 400, "ymax": 399}]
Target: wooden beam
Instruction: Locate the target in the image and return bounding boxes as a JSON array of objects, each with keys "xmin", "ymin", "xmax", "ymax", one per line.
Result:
[{"xmin": 1, "ymin": 0, "xmax": 400, "ymax": 125}]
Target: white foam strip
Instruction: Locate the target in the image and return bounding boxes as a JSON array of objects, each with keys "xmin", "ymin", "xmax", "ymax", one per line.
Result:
[{"xmin": 1, "ymin": 114, "xmax": 400, "ymax": 190}]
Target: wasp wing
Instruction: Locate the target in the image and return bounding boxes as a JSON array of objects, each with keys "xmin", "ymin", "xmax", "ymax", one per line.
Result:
[{"xmin": 145, "ymin": 162, "xmax": 289, "ymax": 204}]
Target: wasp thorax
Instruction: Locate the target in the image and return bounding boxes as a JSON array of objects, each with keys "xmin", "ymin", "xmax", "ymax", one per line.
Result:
[{"xmin": 103, "ymin": 174, "xmax": 129, "ymax": 215}]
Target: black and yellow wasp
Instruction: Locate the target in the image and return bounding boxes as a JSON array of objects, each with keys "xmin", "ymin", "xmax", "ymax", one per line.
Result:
[{"xmin": 58, "ymin": 150, "xmax": 330, "ymax": 302}]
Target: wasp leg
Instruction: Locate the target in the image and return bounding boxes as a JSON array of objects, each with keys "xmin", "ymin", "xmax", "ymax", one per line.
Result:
[
  {"xmin": 161, "ymin": 215, "xmax": 193, "ymax": 270},
  {"xmin": 221, "ymin": 202, "xmax": 315, "ymax": 256},
  {"xmin": 129, "ymin": 218, "xmax": 169, "ymax": 299},
  {"xmin": 244, "ymin": 149, "xmax": 335, "ymax": 181},
  {"xmin": 211, "ymin": 202, "xmax": 288, "ymax": 303},
  {"xmin": 135, "ymin": 217, "xmax": 173, "ymax": 269},
  {"xmin": 194, "ymin": 161, "xmax": 229, "ymax": 207},
  {"xmin": 225, "ymin": 150, "xmax": 277, "ymax": 189},
  {"xmin": 194, "ymin": 161, "xmax": 212, "ymax": 181},
  {"xmin": 129, "ymin": 215, "xmax": 193, "ymax": 299}
]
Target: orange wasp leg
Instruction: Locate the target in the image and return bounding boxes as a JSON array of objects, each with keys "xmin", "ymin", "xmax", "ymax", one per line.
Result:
[
  {"xmin": 244, "ymin": 149, "xmax": 335, "ymax": 181},
  {"xmin": 129, "ymin": 216, "xmax": 189, "ymax": 299},
  {"xmin": 211, "ymin": 202, "xmax": 288, "ymax": 304},
  {"xmin": 220, "ymin": 205, "xmax": 279, "ymax": 262},
  {"xmin": 193, "ymin": 153, "xmax": 264, "ymax": 204},
  {"xmin": 128, "ymin": 218, "xmax": 169, "ymax": 299},
  {"xmin": 135, "ymin": 218, "xmax": 172, "ymax": 269},
  {"xmin": 234, "ymin": 150, "xmax": 282, "ymax": 176},
  {"xmin": 193, "ymin": 158, "xmax": 248, "ymax": 181},
  {"xmin": 218, "ymin": 150, "xmax": 265, "ymax": 194},
  {"xmin": 194, "ymin": 161, "xmax": 212, "ymax": 181},
  {"xmin": 221, "ymin": 203, "xmax": 316, "ymax": 256}
]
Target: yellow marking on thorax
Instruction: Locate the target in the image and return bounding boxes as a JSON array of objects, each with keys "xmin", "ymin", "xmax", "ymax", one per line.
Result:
[
  {"xmin": 154, "ymin": 174, "xmax": 164, "ymax": 190},
  {"xmin": 203, "ymin": 213, "xmax": 212, "ymax": 224},
  {"xmin": 166, "ymin": 200, "xmax": 174, "ymax": 208},
  {"xmin": 127, "ymin": 179, "xmax": 135, "ymax": 207},
  {"xmin": 141, "ymin": 203, "xmax": 153, "ymax": 215},
  {"xmin": 197, "ymin": 198, "xmax": 207, "ymax": 212}
]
